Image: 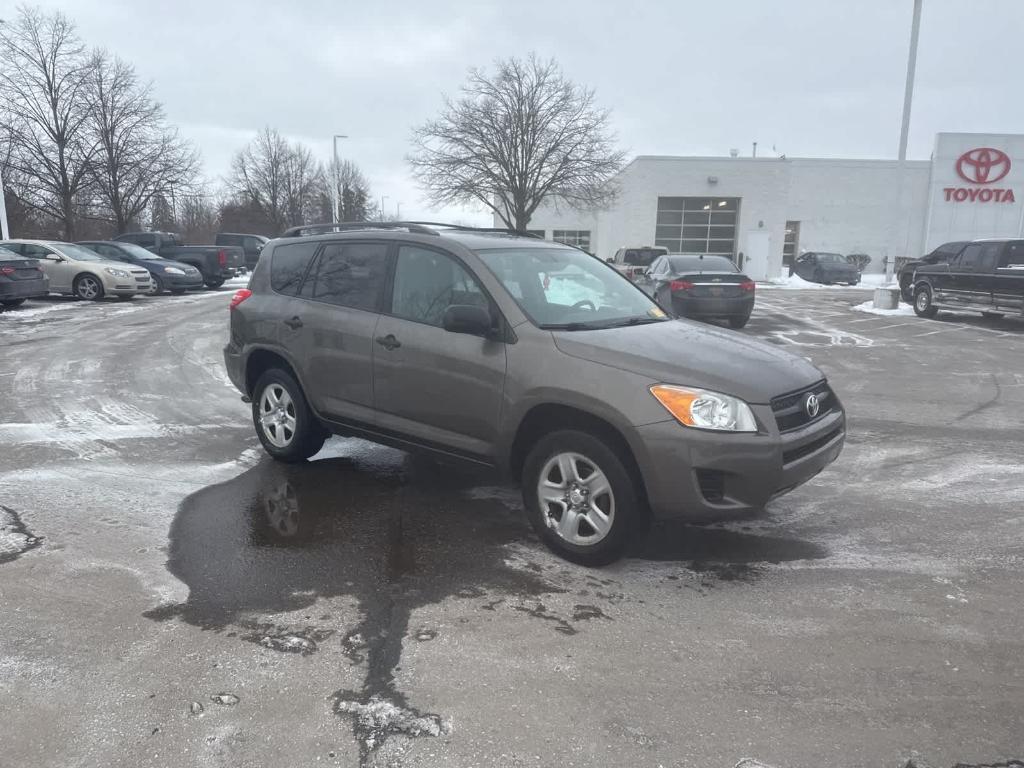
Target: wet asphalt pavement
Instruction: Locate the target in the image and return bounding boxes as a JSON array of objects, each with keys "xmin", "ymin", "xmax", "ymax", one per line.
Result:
[{"xmin": 1, "ymin": 285, "xmax": 1023, "ymax": 767}]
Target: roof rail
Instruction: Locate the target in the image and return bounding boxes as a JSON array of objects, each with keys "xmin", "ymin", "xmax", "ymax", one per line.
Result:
[
  {"xmin": 281, "ymin": 221, "xmax": 439, "ymax": 237},
  {"xmin": 403, "ymin": 222, "xmax": 543, "ymax": 238}
]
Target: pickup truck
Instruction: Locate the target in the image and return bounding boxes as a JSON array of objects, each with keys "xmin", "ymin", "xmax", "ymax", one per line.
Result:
[
  {"xmin": 215, "ymin": 232, "xmax": 269, "ymax": 269},
  {"xmin": 912, "ymin": 238, "xmax": 1024, "ymax": 320},
  {"xmin": 897, "ymin": 240, "xmax": 967, "ymax": 302},
  {"xmin": 114, "ymin": 232, "xmax": 244, "ymax": 288},
  {"xmin": 608, "ymin": 245, "xmax": 668, "ymax": 282}
]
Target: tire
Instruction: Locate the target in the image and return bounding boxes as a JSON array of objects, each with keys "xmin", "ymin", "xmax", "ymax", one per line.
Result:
[
  {"xmin": 522, "ymin": 429, "xmax": 639, "ymax": 566},
  {"xmin": 205, "ymin": 278, "xmax": 225, "ymax": 289},
  {"xmin": 73, "ymin": 273, "xmax": 105, "ymax": 301},
  {"xmin": 1, "ymin": 298, "xmax": 26, "ymax": 308},
  {"xmin": 899, "ymin": 275, "xmax": 914, "ymax": 303},
  {"xmin": 251, "ymin": 368, "xmax": 326, "ymax": 462},
  {"xmin": 150, "ymin": 275, "xmax": 164, "ymax": 295},
  {"xmin": 913, "ymin": 284, "xmax": 938, "ymax": 318},
  {"xmin": 728, "ymin": 315, "xmax": 750, "ymax": 329}
]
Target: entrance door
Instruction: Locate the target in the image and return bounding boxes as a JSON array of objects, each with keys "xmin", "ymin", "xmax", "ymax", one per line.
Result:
[{"xmin": 744, "ymin": 230, "xmax": 771, "ymax": 281}]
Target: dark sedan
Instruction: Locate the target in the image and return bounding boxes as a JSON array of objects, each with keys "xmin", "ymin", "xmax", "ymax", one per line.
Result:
[
  {"xmin": 77, "ymin": 241, "xmax": 204, "ymax": 294},
  {"xmin": 0, "ymin": 246, "xmax": 49, "ymax": 308},
  {"xmin": 791, "ymin": 252, "xmax": 860, "ymax": 285},
  {"xmin": 638, "ymin": 254, "xmax": 755, "ymax": 328}
]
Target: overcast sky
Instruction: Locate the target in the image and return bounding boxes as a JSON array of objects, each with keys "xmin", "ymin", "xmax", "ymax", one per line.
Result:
[{"xmin": 45, "ymin": 0, "xmax": 1024, "ymax": 224}]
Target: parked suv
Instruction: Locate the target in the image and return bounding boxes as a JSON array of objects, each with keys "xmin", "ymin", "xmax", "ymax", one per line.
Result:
[
  {"xmin": 912, "ymin": 238, "xmax": 1024, "ymax": 320},
  {"xmin": 0, "ymin": 240, "xmax": 151, "ymax": 300},
  {"xmin": 224, "ymin": 223, "xmax": 845, "ymax": 565}
]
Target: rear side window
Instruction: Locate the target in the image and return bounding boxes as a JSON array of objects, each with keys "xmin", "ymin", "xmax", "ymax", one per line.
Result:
[
  {"xmin": 300, "ymin": 242, "xmax": 388, "ymax": 311},
  {"xmin": 270, "ymin": 242, "xmax": 317, "ymax": 296},
  {"xmin": 976, "ymin": 243, "xmax": 1003, "ymax": 273},
  {"xmin": 134, "ymin": 234, "xmax": 156, "ymax": 248}
]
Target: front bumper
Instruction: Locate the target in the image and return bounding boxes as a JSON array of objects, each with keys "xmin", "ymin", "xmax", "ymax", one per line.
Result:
[
  {"xmin": 163, "ymin": 273, "xmax": 204, "ymax": 289},
  {"xmin": 635, "ymin": 407, "xmax": 845, "ymax": 521},
  {"xmin": 673, "ymin": 294, "xmax": 754, "ymax": 318}
]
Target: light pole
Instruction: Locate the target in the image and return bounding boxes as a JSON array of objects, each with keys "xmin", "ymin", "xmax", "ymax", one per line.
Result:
[
  {"xmin": 0, "ymin": 167, "xmax": 9, "ymax": 239},
  {"xmin": 395, "ymin": 201, "xmax": 402, "ymax": 219},
  {"xmin": 380, "ymin": 195, "xmax": 388, "ymax": 221},
  {"xmin": 898, "ymin": 0, "xmax": 923, "ymax": 161},
  {"xmin": 331, "ymin": 134, "xmax": 347, "ymax": 224}
]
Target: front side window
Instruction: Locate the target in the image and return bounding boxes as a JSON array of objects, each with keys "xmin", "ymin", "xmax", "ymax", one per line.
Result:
[
  {"xmin": 476, "ymin": 247, "xmax": 666, "ymax": 330},
  {"xmin": 1000, "ymin": 241, "xmax": 1024, "ymax": 269},
  {"xmin": 270, "ymin": 242, "xmax": 318, "ymax": 296},
  {"xmin": 391, "ymin": 246, "xmax": 488, "ymax": 327},
  {"xmin": 301, "ymin": 242, "xmax": 388, "ymax": 310},
  {"xmin": 977, "ymin": 243, "xmax": 1003, "ymax": 272},
  {"xmin": 957, "ymin": 244, "xmax": 982, "ymax": 271}
]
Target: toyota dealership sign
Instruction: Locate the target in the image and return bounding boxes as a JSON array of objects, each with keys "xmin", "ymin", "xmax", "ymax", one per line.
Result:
[{"xmin": 944, "ymin": 147, "xmax": 1015, "ymax": 203}]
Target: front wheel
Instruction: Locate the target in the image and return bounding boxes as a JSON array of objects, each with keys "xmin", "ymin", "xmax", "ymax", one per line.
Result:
[
  {"xmin": 74, "ymin": 274, "xmax": 105, "ymax": 301},
  {"xmin": 728, "ymin": 315, "xmax": 750, "ymax": 329},
  {"xmin": 205, "ymin": 278, "xmax": 225, "ymax": 289},
  {"xmin": 913, "ymin": 285, "xmax": 938, "ymax": 318},
  {"xmin": 1, "ymin": 298, "xmax": 26, "ymax": 308},
  {"xmin": 522, "ymin": 430, "xmax": 639, "ymax": 566},
  {"xmin": 149, "ymin": 275, "xmax": 164, "ymax": 295},
  {"xmin": 252, "ymin": 368, "xmax": 326, "ymax": 462}
]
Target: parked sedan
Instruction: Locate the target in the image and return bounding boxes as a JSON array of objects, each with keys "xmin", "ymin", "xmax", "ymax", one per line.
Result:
[
  {"xmin": 791, "ymin": 252, "xmax": 860, "ymax": 285},
  {"xmin": 78, "ymin": 241, "xmax": 204, "ymax": 295},
  {"xmin": 639, "ymin": 254, "xmax": 755, "ymax": 328},
  {"xmin": 0, "ymin": 246, "xmax": 49, "ymax": 308},
  {"xmin": 0, "ymin": 240, "xmax": 151, "ymax": 300}
]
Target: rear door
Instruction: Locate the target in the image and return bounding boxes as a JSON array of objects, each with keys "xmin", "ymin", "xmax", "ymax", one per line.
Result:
[
  {"xmin": 967, "ymin": 242, "xmax": 1003, "ymax": 310},
  {"xmin": 25, "ymin": 244, "xmax": 73, "ymax": 292},
  {"xmin": 372, "ymin": 243, "xmax": 507, "ymax": 460},
  {"xmin": 292, "ymin": 240, "xmax": 390, "ymax": 425},
  {"xmin": 993, "ymin": 240, "xmax": 1024, "ymax": 313}
]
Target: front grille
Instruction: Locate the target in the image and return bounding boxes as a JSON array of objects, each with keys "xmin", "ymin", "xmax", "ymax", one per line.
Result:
[
  {"xmin": 771, "ymin": 380, "xmax": 834, "ymax": 433},
  {"xmin": 783, "ymin": 427, "xmax": 843, "ymax": 465},
  {"xmin": 135, "ymin": 276, "xmax": 149, "ymax": 283}
]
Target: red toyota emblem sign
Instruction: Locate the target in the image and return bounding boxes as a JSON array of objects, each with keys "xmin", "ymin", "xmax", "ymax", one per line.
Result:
[{"xmin": 955, "ymin": 147, "xmax": 1011, "ymax": 184}]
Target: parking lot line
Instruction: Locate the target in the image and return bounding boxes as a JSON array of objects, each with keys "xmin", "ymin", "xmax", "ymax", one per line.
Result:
[
  {"xmin": 871, "ymin": 322, "xmax": 918, "ymax": 331},
  {"xmin": 915, "ymin": 325, "xmax": 973, "ymax": 337}
]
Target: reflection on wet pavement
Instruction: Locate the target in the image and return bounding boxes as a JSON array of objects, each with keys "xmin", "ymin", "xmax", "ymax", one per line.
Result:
[{"xmin": 145, "ymin": 439, "xmax": 827, "ymax": 761}]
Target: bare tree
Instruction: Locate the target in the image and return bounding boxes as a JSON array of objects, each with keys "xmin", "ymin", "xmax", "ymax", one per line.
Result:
[
  {"xmin": 325, "ymin": 158, "xmax": 378, "ymax": 222},
  {"xmin": 409, "ymin": 55, "xmax": 625, "ymax": 232},
  {"xmin": 0, "ymin": 7, "xmax": 97, "ymax": 239},
  {"xmin": 87, "ymin": 50, "xmax": 199, "ymax": 234},
  {"xmin": 229, "ymin": 127, "xmax": 323, "ymax": 232}
]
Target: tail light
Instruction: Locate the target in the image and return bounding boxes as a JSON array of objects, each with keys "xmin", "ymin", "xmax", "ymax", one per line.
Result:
[
  {"xmin": 670, "ymin": 280, "xmax": 695, "ymax": 292},
  {"xmin": 740, "ymin": 280, "xmax": 756, "ymax": 292},
  {"xmin": 0, "ymin": 266, "xmax": 14, "ymax": 276},
  {"xmin": 229, "ymin": 289, "xmax": 252, "ymax": 310},
  {"xmin": 218, "ymin": 249, "xmax": 228, "ymax": 267}
]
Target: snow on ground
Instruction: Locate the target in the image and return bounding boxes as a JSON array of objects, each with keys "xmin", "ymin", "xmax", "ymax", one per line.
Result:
[
  {"xmin": 760, "ymin": 273, "xmax": 894, "ymax": 290},
  {"xmin": 852, "ymin": 299, "xmax": 917, "ymax": 317}
]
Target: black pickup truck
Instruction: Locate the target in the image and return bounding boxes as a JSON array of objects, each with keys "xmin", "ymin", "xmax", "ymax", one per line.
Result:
[
  {"xmin": 215, "ymin": 232, "xmax": 268, "ymax": 269},
  {"xmin": 912, "ymin": 239, "xmax": 1024, "ymax": 320},
  {"xmin": 115, "ymin": 232, "xmax": 244, "ymax": 288},
  {"xmin": 897, "ymin": 241, "xmax": 967, "ymax": 302}
]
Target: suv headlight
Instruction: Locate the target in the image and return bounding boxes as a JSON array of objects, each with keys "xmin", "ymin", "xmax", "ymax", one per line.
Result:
[
  {"xmin": 104, "ymin": 267, "xmax": 130, "ymax": 278},
  {"xmin": 650, "ymin": 385, "xmax": 758, "ymax": 432},
  {"xmin": 163, "ymin": 267, "xmax": 185, "ymax": 275}
]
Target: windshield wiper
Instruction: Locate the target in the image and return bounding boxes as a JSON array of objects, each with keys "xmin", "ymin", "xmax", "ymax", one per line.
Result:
[
  {"xmin": 602, "ymin": 315, "xmax": 669, "ymax": 328},
  {"xmin": 539, "ymin": 321, "xmax": 604, "ymax": 331}
]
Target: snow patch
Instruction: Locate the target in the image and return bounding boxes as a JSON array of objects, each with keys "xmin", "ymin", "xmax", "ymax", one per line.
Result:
[
  {"xmin": 761, "ymin": 273, "xmax": 893, "ymax": 290},
  {"xmin": 852, "ymin": 300, "xmax": 916, "ymax": 317},
  {"xmin": 334, "ymin": 694, "xmax": 449, "ymax": 753}
]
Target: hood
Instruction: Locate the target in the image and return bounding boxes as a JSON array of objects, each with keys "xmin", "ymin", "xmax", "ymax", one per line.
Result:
[
  {"xmin": 552, "ymin": 320, "xmax": 823, "ymax": 404},
  {"xmin": 77, "ymin": 257, "xmax": 149, "ymax": 273},
  {"xmin": 144, "ymin": 258, "xmax": 194, "ymax": 272}
]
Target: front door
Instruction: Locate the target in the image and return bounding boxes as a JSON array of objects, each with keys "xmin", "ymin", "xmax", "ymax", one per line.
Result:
[
  {"xmin": 291, "ymin": 240, "xmax": 390, "ymax": 425},
  {"xmin": 939, "ymin": 244, "xmax": 982, "ymax": 306},
  {"xmin": 24, "ymin": 244, "xmax": 73, "ymax": 292},
  {"xmin": 372, "ymin": 244, "xmax": 507, "ymax": 461},
  {"xmin": 744, "ymin": 230, "xmax": 771, "ymax": 281}
]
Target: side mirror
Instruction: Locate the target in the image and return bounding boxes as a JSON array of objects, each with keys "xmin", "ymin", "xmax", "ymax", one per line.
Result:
[{"xmin": 443, "ymin": 304, "xmax": 493, "ymax": 337}]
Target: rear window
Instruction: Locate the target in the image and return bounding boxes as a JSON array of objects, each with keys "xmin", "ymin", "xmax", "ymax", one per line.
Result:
[
  {"xmin": 270, "ymin": 242, "xmax": 318, "ymax": 296},
  {"xmin": 669, "ymin": 255, "xmax": 737, "ymax": 272},
  {"xmin": 622, "ymin": 248, "xmax": 665, "ymax": 267}
]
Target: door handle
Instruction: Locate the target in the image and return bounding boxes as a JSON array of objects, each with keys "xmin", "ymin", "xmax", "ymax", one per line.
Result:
[
  {"xmin": 375, "ymin": 334, "xmax": 401, "ymax": 350},
  {"xmin": 284, "ymin": 316, "xmax": 303, "ymax": 330}
]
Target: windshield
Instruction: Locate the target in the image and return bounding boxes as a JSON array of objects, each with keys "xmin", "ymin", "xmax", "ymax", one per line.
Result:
[
  {"xmin": 815, "ymin": 253, "xmax": 845, "ymax": 263},
  {"xmin": 475, "ymin": 247, "xmax": 668, "ymax": 330},
  {"xmin": 48, "ymin": 242, "xmax": 104, "ymax": 261},
  {"xmin": 669, "ymin": 255, "xmax": 738, "ymax": 272},
  {"xmin": 116, "ymin": 242, "xmax": 164, "ymax": 260}
]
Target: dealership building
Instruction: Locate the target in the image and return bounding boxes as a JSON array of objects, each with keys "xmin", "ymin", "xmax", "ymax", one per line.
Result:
[{"xmin": 516, "ymin": 132, "xmax": 1024, "ymax": 281}]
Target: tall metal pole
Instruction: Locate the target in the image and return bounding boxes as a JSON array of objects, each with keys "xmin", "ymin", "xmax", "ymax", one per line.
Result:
[
  {"xmin": 332, "ymin": 134, "xmax": 347, "ymax": 224},
  {"xmin": 380, "ymin": 195, "xmax": 388, "ymax": 221},
  {"xmin": 396, "ymin": 202, "xmax": 401, "ymax": 219},
  {"xmin": 898, "ymin": 0, "xmax": 923, "ymax": 161},
  {"xmin": 0, "ymin": 168, "xmax": 9, "ymax": 239}
]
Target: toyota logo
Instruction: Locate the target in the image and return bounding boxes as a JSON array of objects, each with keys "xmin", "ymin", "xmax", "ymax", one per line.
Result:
[
  {"xmin": 956, "ymin": 147, "xmax": 1011, "ymax": 184},
  {"xmin": 805, "ymin": 393, "xmax": 820, "ymax": 419}
]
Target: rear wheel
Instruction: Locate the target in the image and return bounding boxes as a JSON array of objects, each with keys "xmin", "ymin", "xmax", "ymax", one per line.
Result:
[
  {"xmin": 252, "ymin": 368, "xmax": 326, "ymax": 462},
  {"xmin": 522, "ymin": 429, "xmax": 638, "ymax": 566},
  {"xmin": 74, "ymin": 274, "xmax": 104, "ymax": 301},
  {"xmin": 728, "ymin": 315, "xmax": 750, "ymax": 329},
  {"xmin": 205, "ymin": 277, "xmax": 225, "ymax": 289},
  {"xmin": 899, "ymin": 275, "xmax": 914, "ymax": 302},
  {"xmin": 913, "ymin": 284, "xmax": 938, "ymax": 318},
  {"xmin": 1, "ymin": 298, "xmax": 26, "ymax": 308}
]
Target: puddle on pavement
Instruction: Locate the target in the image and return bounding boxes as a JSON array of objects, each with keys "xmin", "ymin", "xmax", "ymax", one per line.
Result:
[
  {"xmin": 145, "ymin": 439, "xmax": 826, "ymax": 761},
  {"xmin": 0, "ymin": 504, "xmax": 44, "ymax": 564}
]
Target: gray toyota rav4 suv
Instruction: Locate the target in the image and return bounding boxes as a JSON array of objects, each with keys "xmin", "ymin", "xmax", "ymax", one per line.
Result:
[{"xmin": 224, "ymin": 223, "xmax": 845, "ymax": 565}]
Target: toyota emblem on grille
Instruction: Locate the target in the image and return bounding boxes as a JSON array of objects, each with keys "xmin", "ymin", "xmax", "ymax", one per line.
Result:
[{"xmin": 805, "ymin": 393, "xmax": 820, "ymax": 418}]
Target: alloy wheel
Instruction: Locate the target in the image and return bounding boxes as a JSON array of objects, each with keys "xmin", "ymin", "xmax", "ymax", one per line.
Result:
[
  {"xmin": 77, "ymin": 276, "xmax": 100, "ymax": 300},
  {"xmin": 258, "ymin": 384, "xmax": 297, "ymax": 448},
  {"xmin": 536, "ymin": 452, "xmax": 615, "ymax": 546}
]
